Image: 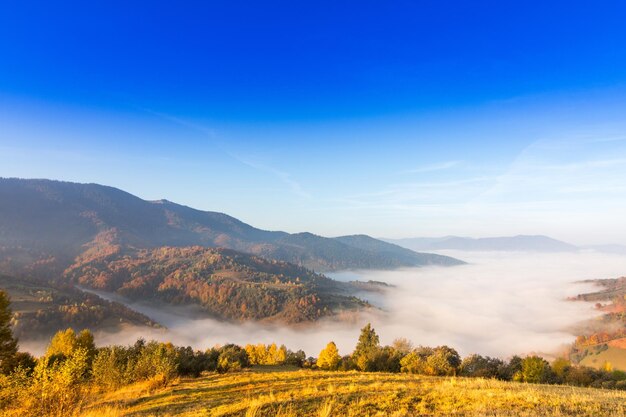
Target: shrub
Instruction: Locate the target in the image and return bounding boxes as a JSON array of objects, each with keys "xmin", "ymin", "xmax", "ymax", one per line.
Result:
[
  {"xmin": 28, "ymin": 347, "xmax": 91, "ymax": 416},
  {"xmin": 176, "ymin": 346, "xmax": 214, "ymax": 377},
  {"xmin": 400, "ymin": 347, "xmax": 433, "ymax": 374},
  {"xmin": 217, "ymin": 345, "xmax": 249, "ymax": 373},
  {"xmin": 514, "ymin": 356, "xmax": 554, "ymax": 383},
  {"xmin": 132, "ymin": 341, "xmax": 178, "ymax": 386},
  {"xmin": 92, "ymin": 346, "xmax": 128, "ymax": 389}
]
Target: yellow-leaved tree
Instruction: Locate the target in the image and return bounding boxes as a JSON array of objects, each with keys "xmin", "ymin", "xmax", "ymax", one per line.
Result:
[{"xmin": 317, "ymin": 342, "xmax": 340, "ymax": 370}]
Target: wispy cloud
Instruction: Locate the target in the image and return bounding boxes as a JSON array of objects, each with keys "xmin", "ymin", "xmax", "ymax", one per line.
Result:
[
  {"xmin": 138, "ymin": 107, "xmax": 219, "ymax": 140},
  {"xmin": 405, "ymin": 160, "xmax": 461, "ymax": 173},
  {"xmin": 139, "ymin": 108, "xmax": 311, "ymax": 200},
  {"xmin": 535, "ymin": 158, "xmax": 626, "ymax": 171},
  {"xmin": 230, "ymin": 155, "xmax": 312, "ymax": 200}
]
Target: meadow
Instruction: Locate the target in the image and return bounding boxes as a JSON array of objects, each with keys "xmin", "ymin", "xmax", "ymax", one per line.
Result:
[
  {"xmin": 580, "ymin": 345, "xmax": 626, "ymax": 372},
  {"xmin": 80, "ymin": 368, "xmax": 626, "ymax": 417}
]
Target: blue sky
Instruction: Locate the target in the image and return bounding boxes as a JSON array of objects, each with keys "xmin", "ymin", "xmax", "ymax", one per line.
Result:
[{"xmin": 2, "ymin": 1, "xmax": 626, "ymax": 243}]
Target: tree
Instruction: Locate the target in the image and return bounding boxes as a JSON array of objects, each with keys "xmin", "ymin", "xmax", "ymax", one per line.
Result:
[
  {"xmin": 285, "ymin": 349, "xmax": 306, "ymax": 367},
  {"xmin": 30, "ymin": 347, "xmax": 91, "ymax": 416},
  {"xmin": 46, "ymin": 328, "xmax": 78, "ymax": 357},
  {"xmin": 426, "ymin": 346, "xmax": 461, "ymax": 376},
  {"xmin": 392, "ymin": 338, "xmax": 413, "ymax": 355},
  {"xmin": 502, "ymin": 355, "xmax": 523, "ymax": 380},
  {"xmin": 217, "ymin": 344, "xmax": 249, "ymax": 373},
  {"xmin": 400, "ymin": 346, "xmax": 434, "ymax": 374},
  {"xmin": 317, "ymin": 342, "xmax": 341, "ymax": 370},
  {"xmin": 352, "ymin": 323, "xmax": 380, "ymax": 371},
  {"xmin": 460, "ymin": 354, "xmax": 505, "ymax": 379},
  {"xmin": 370, "ymin": 346, "xmax": 403, "ymax": 372},
  {"xmin": 551, "ymin": 357, "xmax": 571, "ymax": 381},
  {"xmin": 267, "ymin": 343, "xmax": 279, "ymax": 364},
  {"xmin": 514, "ymin": 356, "xmax": 554, "ymax": 383},
  {"xmin": 76, "ymin": 329, "xmax": 96, "ymax": 362},
  {"xmin": 0, "ymin": 290, "xmax": 18, "ymax": 374},
  {"xmin": 276, "ymin": 344, "xmax": 288, "ymax": 364}
]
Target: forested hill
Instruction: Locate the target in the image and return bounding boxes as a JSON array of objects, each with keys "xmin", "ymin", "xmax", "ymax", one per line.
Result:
[
  {"xmin": 0, "ymin": 178, "xmax": 462, "ymax": 272},
  {"xmin": 64, "ymin": 245, "xmax": 368, "ymax": 323}
]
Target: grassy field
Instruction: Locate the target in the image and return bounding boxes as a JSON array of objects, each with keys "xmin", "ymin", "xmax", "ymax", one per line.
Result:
[
  {"xmin": 80, "ymin": 369, "xmax": 626, "ymax": 417},
  {"xmin": 580, "ymin": 345, "xmax": 626, "ymax": 371}
]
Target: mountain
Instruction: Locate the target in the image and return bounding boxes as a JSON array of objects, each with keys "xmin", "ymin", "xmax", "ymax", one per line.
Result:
[
  {"xmin": 0, "ymin": 178, "xmax": 462, "ymax": 272},
  {"xmin": 384, "ymin": 235, "xmax": 579, "ymax": 253},
  {"xmin": 334, "ymin": 234, "xmax": 460, "ymax": 266}
]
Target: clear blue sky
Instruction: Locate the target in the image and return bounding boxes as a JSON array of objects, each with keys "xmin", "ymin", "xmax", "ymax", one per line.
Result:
[{"xmin": 2, "ymin": 1, "xmax": 626, "ymax": 244}]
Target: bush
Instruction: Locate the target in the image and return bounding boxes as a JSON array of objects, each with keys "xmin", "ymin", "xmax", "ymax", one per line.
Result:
[
  {"xmin": 92, "ymin": 346, "xmax": 129, "ymax": 389},
  {"xmin": 400, "ymin": 347, "xmax": 433, "ymax": 374},
  {"xmin": 176, "ymin": 346, "xmax": 214, "ymax": 377},
  {"xmin": 216, "ymin": 345, "xmax": 249, "ymax": 373},
  {"xmin": 370, "ymin": 346, "xmax": 403, "ymax": 373},
  {"xmin": 426, "ymin": 346, "xmax": 461, "ymax": 376},
  {"xmin": 400, "ymin": 346, "xmax": 460, "ymax": 376},
  {"xmin": 133, "ymin": 341, "xmax": 177, "ymax": 386},
  {"xmin": 92, "ymin": 340, "xmax": 179, "ymax": 389},
  {"xmin": 28, "ymin": 347, "xmax": 91, "ymax": 416},
  {"xmin": 514, "ymin": 356, "xmax": 554, "ymax": 383}
]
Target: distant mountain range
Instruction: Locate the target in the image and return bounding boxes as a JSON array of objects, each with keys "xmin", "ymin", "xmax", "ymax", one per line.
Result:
[
  {"xmin": 383, "ymin": 235, "xmax": 580, "ymax": 252},
  {"xmin": 0, "ymin": 178, "xmax": 462, "ymax": 272}
]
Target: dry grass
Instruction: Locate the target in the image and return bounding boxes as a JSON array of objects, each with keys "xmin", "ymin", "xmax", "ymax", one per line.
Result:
[{"xmin": 79, "ymin": 370, "xmax": 626, "ymax": 417}]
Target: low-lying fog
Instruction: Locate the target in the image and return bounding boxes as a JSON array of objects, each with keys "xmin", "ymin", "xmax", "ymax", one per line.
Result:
[{"xmin": 35, "ymin": 251, "xmax": 626, "ymax": 359}]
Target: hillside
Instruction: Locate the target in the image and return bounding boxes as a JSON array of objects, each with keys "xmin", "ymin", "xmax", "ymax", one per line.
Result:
[
  {"xmin": 571, "ymin": 277, "xmax": 626, "ymax": 370},
  {"xmin": 0, "ymin": 274, "xmax": 158, "ymax": 342},
  {"xmin": 386, "ymin": 235, "xmax": 579, "ymax": 252},
  {"xmin": 80, "ymin": 370, "xmax": 626, "ymax": 417},
  {"xmin": 64, "ymin": 245, "xmax": 369, "ymax": 323},
  {"xmin": 334, "ymin": 234, "xmax": 457, "ymax": 266},
  {"xmin": 0, "ymin": 178, "xmax": 462, "ymax": 272}
]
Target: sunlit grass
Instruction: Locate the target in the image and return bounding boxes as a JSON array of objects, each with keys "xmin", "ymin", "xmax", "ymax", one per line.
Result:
[{"xmin": 80, "ymin": 370, "xmax": 626, "ymax": 417}]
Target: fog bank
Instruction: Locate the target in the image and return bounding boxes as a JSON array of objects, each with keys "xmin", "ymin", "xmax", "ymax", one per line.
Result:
[{"xmin": 57, "ymin": 251, "xmax": 626, "ymax": 359}]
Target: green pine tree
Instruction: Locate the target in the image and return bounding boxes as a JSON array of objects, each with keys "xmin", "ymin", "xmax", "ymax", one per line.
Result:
[{"xmin": 0, "ymin": 290, "xmax": 18, "ymax": 374}]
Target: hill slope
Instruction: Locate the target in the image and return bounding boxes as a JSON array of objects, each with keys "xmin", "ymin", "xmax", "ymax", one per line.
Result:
[
  {"xmin": 64, "ymin": 245, "xmax": 368, "ymax": 323},
  {"xmin": 81, "ymin": 370, "xmax": 626, "ymax": 417},
  {"xmin": 0, "ymin": 178, "xmax": 462, "ymax": 272},
  {"xmin": 0, "ymin": 274, "xmax": 158, "ymax": 342}
]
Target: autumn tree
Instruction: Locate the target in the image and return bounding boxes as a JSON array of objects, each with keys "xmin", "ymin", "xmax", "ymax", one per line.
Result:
[
  {"xmin": 551, "ymin": 357, "xmax": 571, "ymax": 381},
  {"xmin": 46, "ymin": 328, "xmax": 96, "ymax": 364},
  {"xmin": 426, "ymin": 346, "xmax": 461, "ymax": 376},
  {"xmin": 0, "ymin": 290, "xmax": 18, "ymax": 374},
  {"xmin": 30, "ymin": 347, "xmax": 91, "ymax": 416},
  {"xmin": 400, "ymin": 346, "xmax": 434, "ymax": 374},
  {"xmin": 392, "ymin": 338, "xmax": 413, "ymax": 355},
  {"xmin": 244, "ymin": 343, "xmax": 288, "ymax": 365},
  {"xmin": 46, "ymin": 328, "xmax": 79, "ymax": 357},
  {"xmin": 317, "ymin": 342, "xmax": 341, "ymax": 370},
  {"xmin": 217, "ymin": 344, "xmax": 249, "ymax": 373},
  {"xmin": 514, "ymin": 356, "xmax": 554, "ymax": 383},
  {"xmin": 352, "ymin": 323, "xmax": 380, "ymax": 371},
  {"xmin": 459, "ymin": 354, "xmax": 506, "ymax": 379}
]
